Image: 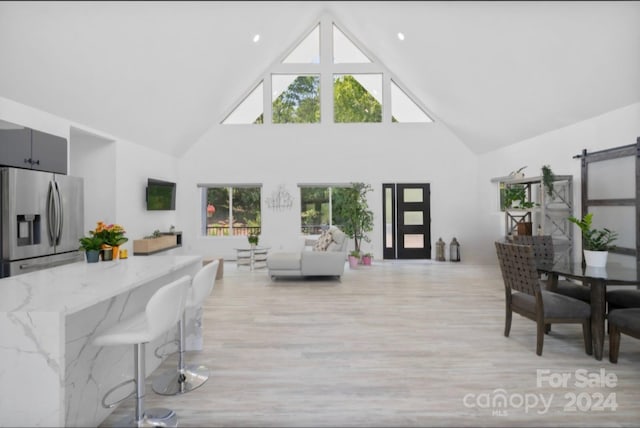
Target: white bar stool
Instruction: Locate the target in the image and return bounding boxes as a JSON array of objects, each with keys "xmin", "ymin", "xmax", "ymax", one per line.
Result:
[
  {"xmin": 152, "ymin": 260, "xmax": 219, "ymax": 396},
  {"xmin": 93, "ymin": 276, "xmax": 191, "ymax": 427}
]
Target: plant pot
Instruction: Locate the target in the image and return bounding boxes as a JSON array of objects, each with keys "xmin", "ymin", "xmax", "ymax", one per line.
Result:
[
  {"xmin": 348, "ymin": 255, "xmax": 359, "ymax": 269},
  {"xmin": 517, "ymin": 222, "xmax": 533, "ymax": 236},
  {"xmin": 362, "ymin": 256, "xmax": 372, "ymax": 266},
  {"xmin": 85, "ymin": 250, "xmax": 100, "ymax": 263},
  {"xmin": 102, "ymin": 247, "xmax": 113, "ymax": 262},
  {"xmin": 584, "ymin": 250, "xmax": 608, "ymax": 268}
]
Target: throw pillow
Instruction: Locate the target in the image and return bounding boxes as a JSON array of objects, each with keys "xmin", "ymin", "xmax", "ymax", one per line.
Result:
[
  {"xmin": 330, "ymin": 227, "xmax": 346, "ymax": 246},
  {"xmin": 313, "ymin": 230, "xmax": 333, "ymax": 251}
]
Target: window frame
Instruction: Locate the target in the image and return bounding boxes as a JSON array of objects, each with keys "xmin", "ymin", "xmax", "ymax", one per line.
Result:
[{"xmin": 200, "ymin": 184, "xmax": 262, "ymax": 238}]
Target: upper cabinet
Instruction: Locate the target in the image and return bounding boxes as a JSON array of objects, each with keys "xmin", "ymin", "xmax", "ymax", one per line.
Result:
[{"xmin": 0, "ymin": 120, "xmax": 67, "ymax": 174}]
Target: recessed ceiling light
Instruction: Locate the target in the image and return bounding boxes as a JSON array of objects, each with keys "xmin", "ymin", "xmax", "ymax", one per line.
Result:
[
  {"xmin": 253, "ymin": 34, "xmax": 260, "ymax": 43},
  {"xmin": 397, "ymin": 32, "xmax": 405, "ymax": 41}
]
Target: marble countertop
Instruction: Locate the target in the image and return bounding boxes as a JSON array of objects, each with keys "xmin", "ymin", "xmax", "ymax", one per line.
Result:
[{"xmin": 0, "ymin": 255, "xmax": 201, "ymax": 314}]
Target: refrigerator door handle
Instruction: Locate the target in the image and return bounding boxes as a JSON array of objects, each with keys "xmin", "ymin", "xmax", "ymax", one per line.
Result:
[
  {"xmin": 54, "ymin": 181, "xmax": 63, "ymax": 246},
  {"xmin": 47, "ymin": 180, "xmax": 56, "ymax": 246}
]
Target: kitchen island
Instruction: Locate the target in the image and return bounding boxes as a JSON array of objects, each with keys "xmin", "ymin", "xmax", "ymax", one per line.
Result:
[{"xmin": 0, "ymin": 255, "xmax": 202, "ymax": 427}]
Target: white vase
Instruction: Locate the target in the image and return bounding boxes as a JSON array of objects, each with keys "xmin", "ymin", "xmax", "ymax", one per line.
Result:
[{"xmin": 584, "ymin": 250, "xmax": 608, "ymax": 268}]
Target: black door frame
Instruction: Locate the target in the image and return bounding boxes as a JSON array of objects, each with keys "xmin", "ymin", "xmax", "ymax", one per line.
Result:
[{"xmin": 383, "ymin": 183, "xmax": 431, "ymax": 259}]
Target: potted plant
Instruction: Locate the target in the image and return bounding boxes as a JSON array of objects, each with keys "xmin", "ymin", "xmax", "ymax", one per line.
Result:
[
  {"xmin": 568, "ymin": 212, "xmax": 618, "ymax": 267},
  {"xmin": 333, "ymin": 182, "xmax": 374, "ymax": 256},
  {"xmin": 541, "ymin": 165, "xmax": 555, "ymax": 198},
  {"xmin": 361, "ymin": 252, "xmax": 373, "ymax": 266},
  {"xmin": 94, "ymin": 221, "xmax": 128, "ymax": 259},
  {"xmin": 248, "ymin": 233, "xmax": 259, "ymax": 247},
  {"xmin": 348, "ymin": 250, "xmax": 360, "ymax": 268},
  {"xmin": 79, "ymin": 234, "xmax": 103, "ymax": 263}
]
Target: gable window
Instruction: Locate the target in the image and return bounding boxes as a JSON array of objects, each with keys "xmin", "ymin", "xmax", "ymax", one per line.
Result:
[
  {"xmin": 221, "ymin": 16, "xmax": 433, "ymax": 126},
  {"xmin": 272, "ymin": 75, "xmax": 320, "ymax": 124},
  {"xmin": 202, "ymin": 186, "xmax": 261, "ymax": 237},
  {"xmin": 283, "ymin": 24, "xmax": 320, "ymax": 64},
  {"xmin": 334, "ymin": 74, "xmax": 382, "ymax": 123},
  {"xmin": 222, "ymin": 81, "xmax": 264, "ymax": 125},
  {"xmin": 390, "ymin": 80, "xmax": 432, "ymax": 123}
]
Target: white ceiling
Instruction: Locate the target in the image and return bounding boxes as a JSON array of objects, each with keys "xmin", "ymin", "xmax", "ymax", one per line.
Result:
[{"xmin": 1, "ymin": 1, "xmax": 638, "ymax": 156}]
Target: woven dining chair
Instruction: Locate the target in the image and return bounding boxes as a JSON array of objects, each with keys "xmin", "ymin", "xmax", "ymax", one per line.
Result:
[
  {"xmin": 512, "ymin": 235, "xmax": 591, "ymax": 303},
  {"xmin": 495, "ymin": 241, "xmax": 593, "ymax": 356}
]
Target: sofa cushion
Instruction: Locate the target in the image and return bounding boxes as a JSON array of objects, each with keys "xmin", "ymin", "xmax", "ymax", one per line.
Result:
[
  {"xmin": 313, "ymin": 230, "xmax": 333, "ymax": 251},
  {"xmin": 326, "ymin": 241, "xmax": 341, "ymax": 252},
  {"xmin": 267, "ymin": 252, "xmax": 301, "ymax": 270}
]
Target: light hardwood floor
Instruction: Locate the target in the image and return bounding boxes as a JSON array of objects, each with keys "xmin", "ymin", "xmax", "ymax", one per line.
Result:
[{"xmin": 101, "ymin": 260, "xmax": 640, "ymax": 427}]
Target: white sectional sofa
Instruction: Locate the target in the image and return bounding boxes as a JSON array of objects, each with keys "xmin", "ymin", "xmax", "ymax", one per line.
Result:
[{"xmin": 267, "ymin": 226, "xmax": 348, "ymax": 279}]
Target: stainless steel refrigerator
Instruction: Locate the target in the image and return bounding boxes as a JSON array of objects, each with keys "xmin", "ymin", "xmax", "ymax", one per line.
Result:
[{"xmin": 1, "ymin": 167, "xmax": 84, "ymax": 277}]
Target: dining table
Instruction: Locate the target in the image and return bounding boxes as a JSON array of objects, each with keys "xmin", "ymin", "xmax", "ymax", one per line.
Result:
[{"xmin": 538, "ymin": 261, "xmax": 640, "ymax": 361}]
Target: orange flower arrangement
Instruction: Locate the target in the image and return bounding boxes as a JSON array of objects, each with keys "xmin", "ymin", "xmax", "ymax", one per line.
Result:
[{"xmin": 93, "ymin": 221, "xmax": 129, "ymax": 247}]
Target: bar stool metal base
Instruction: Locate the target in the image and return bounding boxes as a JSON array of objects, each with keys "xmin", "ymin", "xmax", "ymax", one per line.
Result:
[
  {"xmin": 152, "ymin": 364, "xmax": 210, "ymax": 396},
  {"xmin": 110, "ymin": 407, "xmax": 178, "ymax": 427}
]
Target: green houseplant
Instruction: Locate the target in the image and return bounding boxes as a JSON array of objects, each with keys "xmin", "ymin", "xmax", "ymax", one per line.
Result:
[
  {"xmin": 79, "ymin": 234, "xmax": 103, "ymax": 263},
  {"xmin": 568, "ymin": 212, "xmax": 618, "ymax": 267},
  {"xmin": 541, "ymin": 165, "xmax": 555, "ymax": 198},
  {"xmin": 248, "ymin": 233, "xmax": 259, "ymax": 246},
  {"xmin": 333, "ymin": 182, "xmax": 374, "ymax": 255}
]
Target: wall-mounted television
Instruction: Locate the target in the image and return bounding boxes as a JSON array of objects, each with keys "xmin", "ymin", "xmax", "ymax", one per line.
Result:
[{"xmin": 146, "ymin": 178, "xmax": 176, "ymax": 211}]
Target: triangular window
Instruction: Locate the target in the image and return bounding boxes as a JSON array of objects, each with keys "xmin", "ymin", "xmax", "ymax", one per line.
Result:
[
  {"xmin": 222, "ymin": 81, "xmax": 263, "ymax": 125},
  {"xmin": 391, "ymin": 80, "xmax": 433, "ymax": 123},
  {"xmin": 333, "ymin": 24, "xmax": 371, "ymax": 64},
  {"xmin": 283, "ymin": 24, "xmax": 320, "ymax": 64}
]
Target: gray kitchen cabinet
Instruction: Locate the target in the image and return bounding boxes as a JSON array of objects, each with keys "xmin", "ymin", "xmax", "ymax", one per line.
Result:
[
  {"xmin": 0, "ymin": 120, "xmax": 67, "ymax": 174},
  {"xmin": 31, "ymin": 130, "xmax": 68, "ymax": 174}
]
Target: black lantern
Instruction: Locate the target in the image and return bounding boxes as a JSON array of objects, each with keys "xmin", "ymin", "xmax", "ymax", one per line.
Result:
[
  {"xmin": 449, "ymin": 237, "xmax": 461, "ymax": 262},
  {"xmin": 435, "ymin": 237, "xmax": 446, "ymax": 261}
]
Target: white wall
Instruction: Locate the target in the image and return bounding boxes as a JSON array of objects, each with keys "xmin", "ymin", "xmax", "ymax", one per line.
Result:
[
  {"xmin": 177, "ymin": 120, "xmax": 481, "ymax": 262},
  {"xmin": 476, "ymin": 102, "xmax": 640, "ymax": 265}
]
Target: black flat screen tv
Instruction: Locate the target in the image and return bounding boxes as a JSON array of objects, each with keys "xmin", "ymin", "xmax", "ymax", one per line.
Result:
[{"xmin": 146, "ymin": 178, "xmax": 176, "ymax": 211}]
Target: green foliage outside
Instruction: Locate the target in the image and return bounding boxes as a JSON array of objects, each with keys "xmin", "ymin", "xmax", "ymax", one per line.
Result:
[
  {"xmin": 207, "ymin": 187, "xmax": 261, "ymax": 235},
  {"xmin": 272, "ymin": 76, "xmax": 320, "ymax": 124},
  {"xmin": 271, "ymin": 75, "xmax": 382, "ymax": 124},
  {"xmin": 333, "ymin": 75, "xmax": 382, "ymax": 123}
]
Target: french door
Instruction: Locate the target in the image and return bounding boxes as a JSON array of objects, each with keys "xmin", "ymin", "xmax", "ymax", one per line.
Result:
[{"xmin": 383, "ymin": 183, "xmax": 431, "ymax": 259}]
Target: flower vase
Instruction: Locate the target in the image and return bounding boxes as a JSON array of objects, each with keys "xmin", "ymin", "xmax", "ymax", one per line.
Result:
[
  {"xmin": 584, "ymin": 250, "xmax": 608, "ymax": 268},
  {"xmin": 102, "ymin": 247, "xmax": 113, "ymax": 261},
  {"xmin": 112, "ymin": 246, "xmax": 120, "ymax": 260},
  {"xmin": 86, "ymin": 250, "xmax": 100, "ymax": 263},
  {"xmin": 348, "ymin": 255, "xmax": 359, "ymax": 269}
]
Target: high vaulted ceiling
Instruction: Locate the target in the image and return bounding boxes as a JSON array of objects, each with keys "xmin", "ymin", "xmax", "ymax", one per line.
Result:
[{"xmin": 1, "ymin": 1, "xmax": 638, "ymax": 156}]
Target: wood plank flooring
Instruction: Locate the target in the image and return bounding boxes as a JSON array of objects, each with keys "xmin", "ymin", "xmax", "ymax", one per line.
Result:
[{"xmin": 100, "ymin": 260, "xmax": 640, "ymax": 427}]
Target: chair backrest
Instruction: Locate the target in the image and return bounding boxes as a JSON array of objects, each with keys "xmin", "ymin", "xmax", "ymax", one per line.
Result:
[
  {"xmin": 512, "ymin": 235, "xmax": 554, "ymax": 263},
  {"xmin": 146, "ymin": 275, "xmax": 191, "ymax": 340},
  {"xmin": 495, "ymin": 241, "xmax": 541, "ymax": 297},
  {"xmin": 188, "ymin": 260, "xmax": 219, "ymax": 308}
]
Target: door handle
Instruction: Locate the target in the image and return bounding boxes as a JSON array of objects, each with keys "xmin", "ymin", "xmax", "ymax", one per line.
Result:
[
  {"xmin": 55, "ymin": 181, "xmax": 63, "ymax": 245},
  {"xmin": 47, "ymin": 181, "xmax": 56, "ymax": 245}
]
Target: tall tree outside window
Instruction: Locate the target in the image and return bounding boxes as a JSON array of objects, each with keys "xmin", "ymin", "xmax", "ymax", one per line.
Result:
[
  {"xmin": 272, "ymin": 75, "xmax": 320, "ymax": 124},
  {"xmin": 334, "ymin": 75, "xmax": 382, "ymax": 123}
]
